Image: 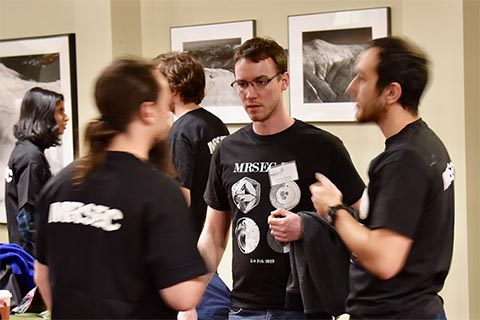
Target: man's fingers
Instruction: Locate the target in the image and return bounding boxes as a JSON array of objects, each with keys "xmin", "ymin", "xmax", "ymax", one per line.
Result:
[
  {"xmin": 270, "ymin": 208, "xmax": 288, "ymax": 218},
  {"xmin": 315, "ymin": 172, "xmax": 334, "ymax": 186}
]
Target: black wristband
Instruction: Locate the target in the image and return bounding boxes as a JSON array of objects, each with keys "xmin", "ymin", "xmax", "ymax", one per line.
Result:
[{"xmin": 327, "ymin": 204, "xmax": 358, "ymax": 225}]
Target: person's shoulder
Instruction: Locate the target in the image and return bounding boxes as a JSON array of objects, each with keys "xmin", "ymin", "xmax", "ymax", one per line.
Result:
[
  {"xmin": 143, "ymin": 168, "xmax": 185, "ymax": 201},
  {"xmin": 222, "ymin": 124, "xmax": 250, "ymax": 141},
  {"xmin": 173, "ymin": 108, "xmax": 218, "ymax": 129},
  {"xmin": 104, "ymin": 152, "xmax": 182, "ymax": 195},
  {"xmin": 10, "ymin": 140, "xmax": 45, "ymax": 163},
  {"xmin": 293, "ymin": 119, "xmax": 343, "ymax": 144},
  {"xmin": 390, "ymin": 119, "xmax": 447, "ymax": 159},
  {"xmin": 124, "ymin": 156, "xmax": 179, "ymax": 188},
  {"xmin": 188, "ymin": 108, "xmax": 228, "ymax": 128},
  {"xmin": 196, "ymin": 107, "xmax": 219, "ymax": 120},
  {"xmin": 39, "ymin": 160, "xmax": 78, "ymax": 197},
  {"xmin": 15, "ymin": 139, "xmax": 41, "ymax": 152}
]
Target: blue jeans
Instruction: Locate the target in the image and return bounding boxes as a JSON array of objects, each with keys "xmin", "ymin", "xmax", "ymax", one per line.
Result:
[
  {"xmin": 197, "ymin": 273, "xmax": 230, "ymax": 320},
  {"xmin": 228, "ymin": 307, "xmax": 305, "ymax": 320}
]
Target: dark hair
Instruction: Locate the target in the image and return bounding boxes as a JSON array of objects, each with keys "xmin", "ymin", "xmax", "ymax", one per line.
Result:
[
  {"xmin": 233, "ymin": 37, "xmax": 288, "ymax": 74},
  {"xmin": 13, "ymin": 87, "xmax": 64, "ymax": 148},
  {"xmin": 368, "ymin": 36, "xmax": 430, "ymax": 114},
  {"xmin": 74, "ymin": 57, "xmax": 175, "ymax": 181},
  {"xmin": 154, "ymin": 52, "xmax": 205, "ymax": 105}
]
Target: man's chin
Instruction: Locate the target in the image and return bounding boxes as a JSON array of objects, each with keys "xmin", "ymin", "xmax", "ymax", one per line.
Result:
[
  {"xmin": 355, "ymin": 109, "xmax": 372, "ymax": 123},
  {"xmin": 356, "ymin": 116, "xmax": 366, "ymax": 123},
  {"xmin": 355, "ymin": 110, "xmax": 364, "ymax": 122}
]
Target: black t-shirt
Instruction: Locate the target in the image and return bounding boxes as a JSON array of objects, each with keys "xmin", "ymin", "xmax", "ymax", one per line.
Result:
[
  {"xmin": 347, "ymin": 119, "xmax": 454, "ymax": 319},
  {"xmin": 204, "ymin": 119, "xmax": 365, "ymax": 309},
  {"xmin": 168, "ymin": 108, "xmax": 229, "ymax": 239},
  {"xmin": 36, "ymin": 152, "xmax": 207, "ymax": 319},
  {"xmin": 5, "ymin": 140, "xmax": 51, "ymax": 249}
]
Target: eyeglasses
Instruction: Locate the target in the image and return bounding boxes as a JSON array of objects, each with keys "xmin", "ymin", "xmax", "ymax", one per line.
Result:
[{"xmin": 230, "ymin": 72, "xmax": 283, "ymax": 91}]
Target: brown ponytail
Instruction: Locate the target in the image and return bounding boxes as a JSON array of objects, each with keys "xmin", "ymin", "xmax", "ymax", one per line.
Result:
[{"xmin": 72, "ymin": 57, "xmax": 167, "ymax": 183}]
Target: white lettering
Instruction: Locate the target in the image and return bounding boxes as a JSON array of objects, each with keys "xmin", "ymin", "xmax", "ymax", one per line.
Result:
[
  {"xmin": 207, "ymin": 135, "xmax": 228, "ymax": 154},
  {"xmin": 4, "ymin": 166, "xmax": 13, "ymax": 183},
  {"xmin": 233, "ymin": 162, "xmax": 278, "ymax": 173},
  {"xmin": 48, "ymin": 201, "xmax": 123, "ymax": 232},
  {"xmin": 442, "ymin": 162, "xmax": 455, "ymax": 191}
]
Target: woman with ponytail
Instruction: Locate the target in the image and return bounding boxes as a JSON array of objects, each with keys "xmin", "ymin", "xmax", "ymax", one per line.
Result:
[{"xmin": 34, "ymin": 57, "xmax": 211, "ymax": 319}]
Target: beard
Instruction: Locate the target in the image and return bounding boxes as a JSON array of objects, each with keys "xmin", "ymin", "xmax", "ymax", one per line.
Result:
[{"xmin": 355, "ymin": 96, "xmax": 384, "ymax": 123}]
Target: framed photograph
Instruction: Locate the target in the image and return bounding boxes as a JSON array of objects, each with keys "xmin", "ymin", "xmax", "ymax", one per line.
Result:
[
  {"xmin": 0, "ymin": 33, "xmax": 78, "ymax": 223},
  {"xmin": 170, "ymin": 20, "xmax": 256, "ymax": 124},
  {"xmin": 288, "ymin": 7, "xmax": 390, "ymax": 122}
]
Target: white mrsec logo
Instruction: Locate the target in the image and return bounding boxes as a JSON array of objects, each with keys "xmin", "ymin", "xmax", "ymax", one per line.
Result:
[
  {"xmin": 4, "ymin": 166, "xmax": 13, "ymax": 183},
  {"xmin": 48, "ymin": 201, "xmax": 123, "ymax": 231},
  {"xmin": 207, "ymin": 135, "xmax": 227, "ymax": 154},
  {"xmin": 442, "ymin": 162, "xmax": 454, "ymax": 191},
  {"xmin": 233, "ymin": 161, "xmax": 278, "ymax": 173}
]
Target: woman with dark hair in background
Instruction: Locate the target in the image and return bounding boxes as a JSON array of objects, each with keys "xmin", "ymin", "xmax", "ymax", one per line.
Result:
[{"xmin": 4, "ymin": 87, "xmax": 68, "ymax": 256}]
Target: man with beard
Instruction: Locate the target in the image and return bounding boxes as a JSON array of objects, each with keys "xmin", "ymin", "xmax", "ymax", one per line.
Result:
[{"xmin": 310, "ymin": 36, "xmax": 454, "ymax": 319}]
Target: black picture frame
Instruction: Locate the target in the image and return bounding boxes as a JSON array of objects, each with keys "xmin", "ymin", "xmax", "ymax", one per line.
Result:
[
  {"xmin": 170, "ymin": 20, "xmax": 256, "ymax": 124},
  {"xmin": 288, "ymin": 7, "xmax": 391, "ymax": 122}
]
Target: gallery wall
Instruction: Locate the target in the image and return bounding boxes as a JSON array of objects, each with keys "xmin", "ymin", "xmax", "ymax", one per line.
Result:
[
  {"xmin": 140, "ymin": 0, "xmax": 471, "ymax": 318},
  {"xmin": 464, "ymin": 0, "xmax": 480, "ymax": 318},
  {"xmin": 0, "ymin": 0, "xmax": 476, "ymax": 318}
]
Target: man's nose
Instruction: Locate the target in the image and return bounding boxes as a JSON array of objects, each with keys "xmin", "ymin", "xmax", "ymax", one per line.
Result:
[
  {"xmin": 244, "ymin": 84, "xmax": 257, "ymax": 98},
  {"xmin": 345, "ymin": 81, "xmax": 355, "ymax": 98}
]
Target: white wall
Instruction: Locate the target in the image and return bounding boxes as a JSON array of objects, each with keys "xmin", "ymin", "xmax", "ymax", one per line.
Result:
[{"xmin": 0, "ymin": 0, "xmax": 474, "ymax": 318}]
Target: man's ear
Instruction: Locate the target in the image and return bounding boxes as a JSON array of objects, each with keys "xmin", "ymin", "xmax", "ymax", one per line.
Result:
[
  {"xmin": 385, "ymin": 82, "xmax": 402, "ymax": 105},
  {"xmin": 280, "ymin": 72, "xmax": 290, "ymax": 91},
  {"xmin": 139, "ymin": 101, "xmax": 156, "ymax": 125}
]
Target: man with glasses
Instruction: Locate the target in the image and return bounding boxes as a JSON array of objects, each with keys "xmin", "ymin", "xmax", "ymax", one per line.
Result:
[{"xmin": 198, "ymin": 37, "xmax": 365, "ymax": 319}]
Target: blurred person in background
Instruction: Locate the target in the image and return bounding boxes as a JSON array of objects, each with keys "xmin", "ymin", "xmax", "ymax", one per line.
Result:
[
  {"xmin": 34, "ymin": 57, "xmax": 211, "ymax": 319},
  {"xmin": 155, "ymin": 51, "xmax": 230, "ymax": 320}
]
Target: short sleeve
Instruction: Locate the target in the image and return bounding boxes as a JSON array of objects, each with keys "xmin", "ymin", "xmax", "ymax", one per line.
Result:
[
  {"xmin": 368, "ymin": 151, "xmax": 428, "ymax": 238},
  {"xmin": 144, "ymin": 177, "xmax": 207, "ymax": 289},
  {"xmin": 170, "ymin": 135, "xmax": 196, "ymax": 190},
  {"xmin": 204, "ymin": 147, "xmax": 230, "ymax": 211},
  {"xmin": 17, "ymin": 160, "xmax": 49, "ymax": 210},
  {"xmin": 328, "ymin": 139, "xmax": 365, "ymax": 205}
]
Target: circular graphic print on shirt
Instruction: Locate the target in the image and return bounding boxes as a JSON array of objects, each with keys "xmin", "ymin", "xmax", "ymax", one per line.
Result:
[
  {"xmin": 266, "ymin": 230, "xmax": 290, "ymax": 253},
  {"xmin": 232, "ymin": 177, "xmax": 261, "ymax": 214},
  {"xmin": 269, "ymin": 181, "xmax": 301, "ymax": 210},
  {"xmin": 235, "ymin": 217, "xmax": 260, "ymax": 254}
]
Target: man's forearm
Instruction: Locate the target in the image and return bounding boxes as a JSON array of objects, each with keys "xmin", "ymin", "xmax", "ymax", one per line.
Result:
[
  {"xmin": 197, "ymin": 208, "xmax": 231, "ymax": 272},
  {"xmin": 333, "ymin": 209, "xmax": 412, "ymax": 280}
]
